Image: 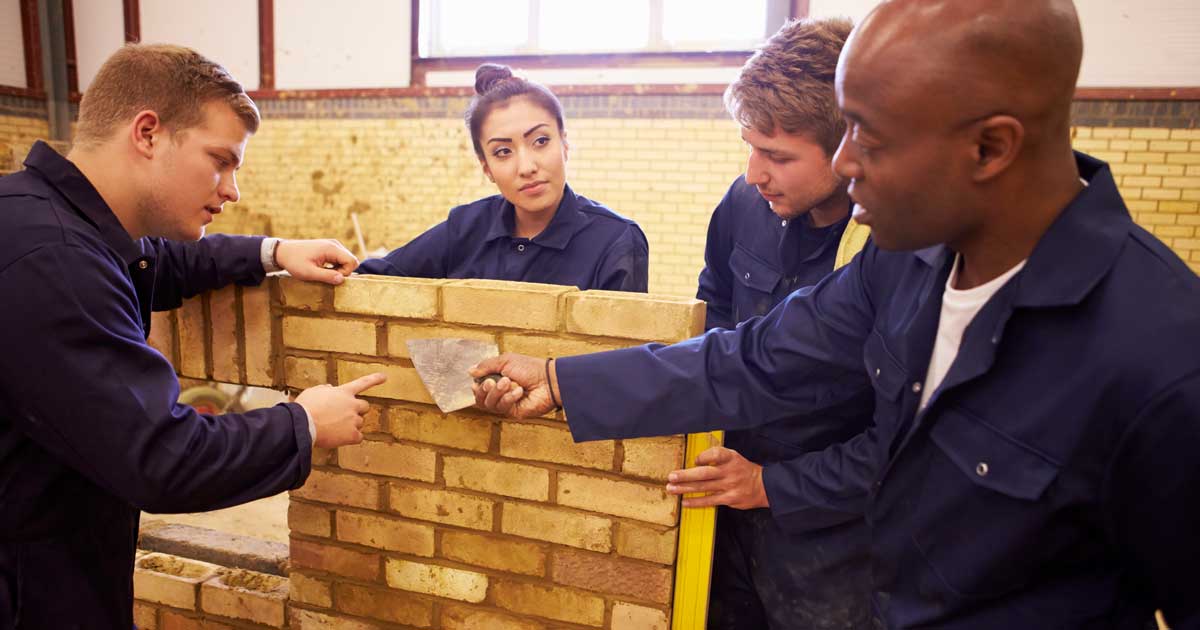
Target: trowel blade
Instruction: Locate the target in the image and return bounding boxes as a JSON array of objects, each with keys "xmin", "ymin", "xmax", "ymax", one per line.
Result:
[{"xmin": 407, "ymin": 338, "xmax": 499, "ymax": 413}]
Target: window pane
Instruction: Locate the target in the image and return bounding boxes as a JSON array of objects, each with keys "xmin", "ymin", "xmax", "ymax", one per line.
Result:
[
  {"xmin": 662, "ymin": 0, "xmax": 767, "ymax": 50},
  {"xmin": 540, "ymin": 0, "xmax": 650, "ymax": 53},
  {"xmin": 431, "ymin": 0, "xmax": 530, "ymax": 56}
]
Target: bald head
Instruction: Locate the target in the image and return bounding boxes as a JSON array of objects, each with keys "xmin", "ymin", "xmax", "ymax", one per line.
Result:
[{"xmin": 842, "ymin": 0, "xmax": 1082, "ymax": 147}]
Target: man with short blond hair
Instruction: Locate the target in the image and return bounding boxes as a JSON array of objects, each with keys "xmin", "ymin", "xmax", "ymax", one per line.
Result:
[
  {"xmin": 686, "ymin": 17, "xmax": 877, "ymax": 630},
  {"xmin": 0, "ymin": 43, "xmax": 384, "ymax": 628}
]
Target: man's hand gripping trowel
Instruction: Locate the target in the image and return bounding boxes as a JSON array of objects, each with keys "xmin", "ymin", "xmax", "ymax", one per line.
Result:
[{"xmin": 407, "ymin": 338, "xmax": 503, "ymax": 413}]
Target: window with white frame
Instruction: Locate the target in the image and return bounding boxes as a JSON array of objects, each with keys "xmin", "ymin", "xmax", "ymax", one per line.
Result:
[{"xmin": 418, "ymin": 0, "xmax": 790, "ymax": 57}]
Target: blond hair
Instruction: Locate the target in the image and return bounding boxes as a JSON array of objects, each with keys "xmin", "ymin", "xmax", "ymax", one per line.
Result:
[
  {"xmin": 725, "ymin": 17, "xmax": 853, "ymax": 155},
  {"xmin": 75, "ymin": 43, "xmax": 260, "ymax": 147}
]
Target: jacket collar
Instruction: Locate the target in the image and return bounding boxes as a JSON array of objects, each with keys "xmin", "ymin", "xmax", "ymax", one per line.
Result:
[
  {"xmin": 23, "ymin": 140, "xmax": 145, "ymax": 265},
  {"xmin": 482, "ymin": 183, "xmax": 592, "ymax": 250}
]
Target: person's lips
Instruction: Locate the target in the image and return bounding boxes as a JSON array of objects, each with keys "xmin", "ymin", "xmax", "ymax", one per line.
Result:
[{"xmin": 520, "ymin": 181, "xmax": 548, "ymax": 194}]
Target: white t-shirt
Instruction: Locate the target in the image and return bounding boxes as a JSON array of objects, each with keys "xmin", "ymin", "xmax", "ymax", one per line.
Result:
[{"xmin": 918, "ymin": 255, "xmax": 1027, "ymax": 409}]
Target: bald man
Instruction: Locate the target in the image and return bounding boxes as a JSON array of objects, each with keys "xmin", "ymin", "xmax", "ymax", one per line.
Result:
[{"xmin": 473, "ymin": 0, "xmax": 1200, "ymax": 627}]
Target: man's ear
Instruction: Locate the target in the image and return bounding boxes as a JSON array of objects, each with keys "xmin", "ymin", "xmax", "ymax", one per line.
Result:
[
  {"xmin": 130, "ymin": 110, "xmax": 163, "ymax": 159},
  {"xmin": 971, "ymin": 115, "xmax": 1023, "ymax": 183}
]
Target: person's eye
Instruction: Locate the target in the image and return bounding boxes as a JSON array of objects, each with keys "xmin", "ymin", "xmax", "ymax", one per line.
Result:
[
  {"xmin": 533, "ymin": 135, "xmax": 550, "ymax": 147},
  {"xmin": 492, "ymin": 147, "xmax": 511, "ymax": 158}
]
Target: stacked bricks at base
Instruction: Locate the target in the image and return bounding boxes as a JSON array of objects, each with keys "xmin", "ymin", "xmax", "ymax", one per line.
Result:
[{"xmin": 144, "ymin": 274, "xmax": 707, "ymax": 629}]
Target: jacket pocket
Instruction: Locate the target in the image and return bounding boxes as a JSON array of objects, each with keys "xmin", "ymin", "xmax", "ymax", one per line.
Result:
[
  {"xmin": 863, "ymin": 328, "xmax": 906, "ymax": 402},
  {"xmin": 728, "ymin": 245, "xmax": 782, "ymax": 322}
]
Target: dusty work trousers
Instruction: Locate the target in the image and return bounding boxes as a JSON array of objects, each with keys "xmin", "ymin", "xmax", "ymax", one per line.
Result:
[{"xmin": 706, "ymin": 507, "xmax": 880, "ymax": 630}]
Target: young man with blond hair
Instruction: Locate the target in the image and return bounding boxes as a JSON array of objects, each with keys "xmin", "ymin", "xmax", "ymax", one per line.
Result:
[
  {"xmin": 682, "ymin": 18, "xmax": 876, "ymax": 629},
  {"xmin": 0, "ymin": 44, "xmax": 384, "ymax": 628}
]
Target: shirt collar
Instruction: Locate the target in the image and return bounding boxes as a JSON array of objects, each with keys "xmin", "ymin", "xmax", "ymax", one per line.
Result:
[
  {"xmin": 23, "ymin": 140, "xmax": 145, "ymax": 265},
  {"xmin": 482, "ymin": 183, "xmax": 592, "ymax": 251},
  {"xmin": 1010, "ymin": 152, "xmax": 1129, "ymax": 308}
]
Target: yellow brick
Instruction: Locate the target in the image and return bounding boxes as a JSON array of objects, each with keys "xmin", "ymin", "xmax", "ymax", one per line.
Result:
[
  {"xmin": 1146, "ymin": 164, "xmax": 1186, "ymax": 176},
  {"xmin": 501, "ymin": 503, "xmax": 612, "ymax": 552},
  {"xmin": 441, "ymin": 530, "xmax": 547, "ymax": 577},
  {"xmin": 1125, "ymin": 200, "xmax": 1159, "ymax": 212},
  {"xmin": 388, "ymin": 404, "xmax": 493, "ymax": 452},
  {"xmin": 283, "ymin": 316, "xmax": 376, "ymax": 354},
  {"xmin": 1144, "ymin": 188, "xmax": 1183, "ymax": 201},
  {"xmin": 284, "ymin": 355, "xmax": 327, "ymax": 389},
  {"xmin": 1187, "ymin": 165, "xmax": 1200, "ymax": 177},
  {"xmin": 500, "ymin": 422, "xmax": 615, "ymax": 471},
  {"xmin": 1169, "ymin": 129, "xmax": 1200, "ymax": 140},
  {"xmin": 200, "ymin": 570, "xmax": 287, "ymax": 627},
  {"xmin": 333, "ymin": 582, "xmax": 434, "ymax": 626},
  {"xmin": 385, "ymin": 559, "xmax": 488, "ymax": 603},
  {"xmin": 133, "ymin": 602, "xmax": 158, "ymax": 629},
  {"xmin": 1071, "ymin": 138, "xmax": 1109, "ymax": 151},
  {"xmin": 1138, "ymin": 212, "xmax": 1178, "ymax": 225},
  {"xmin": 622, "ymin": 436, "xmax": 687, "ymax": 482},
  {"xmin": 288, "ymin": 501, "xmax": 332, "ymax": 537},
  {"xmin": 1118, "ymin": 187, "xmax": 1142, "ymax": 200},
  {"xmin": 1092, "ymin": 128, "xmax": 1131, "ymax": 139},
  {"xmin": 1166, "ymin": 153, "xmax": 1200, "ymax": 164},
  {"xmin": 177, "ymin": 297, "xmax": 207, "ymax": 379},
  {"xmin": 209, "ymin": 287, "xmax": 239, "ymax": 383},
  {"xmin": 612, "ymin": 602, "xmax": 669, "ymax": 630},
  {"xmin": 557, "ymin": 472, "xmax": 678, "ymax": 526},
  {"xmin": 1127, "ymin": 152, "xmax": 1167, "ymax": 164},
  {"xmin": 133, "ymin": 553, "xmax": 220, "ymax": 610},
  {"xmin": 290, "ymin": 609, "xmax": 387, "ymax": 630},
  {"xmin": 336, "ymin": 510, "xmax": 435, "ymax": 555},
  {"xmin": 563, "ymin": 290, "xmax": 704, "ymax": 341},
  {"xmin": 1122, "ymin": 176, "xmax": 1161, "ymax": 188},
  {"xmin": 1071, "ymin": 127, "xmax": 1092, "ymax": 139},
  {"xmin": 492, "ymin": 580, "xmax": 605, "ymax": 626},
  {"xmin": 1154, "ymin": 226, "xmax": 1195, "ymax": 238},
  {"xmin": 278, "ymin": 275, "xmax": 328, "ymax": 311},
  {"xmin": 338, "ymin": 436, "xmax": 436, "ymax": 482},
  {"xmin": 291, "ymin": 469, "xmax": 381, "ymax": 510},
  {"xmin": 388, "ymin": 482, "xmax": 495, "ymax": 530},
  {"xmin": 333, "ymin": 275, "xmax": 442, "ymax": 318},
  {"xmin": 1185, "ymin": 190, "xmax": 1200, "ymax": 201},
  {"xmin": 147, "ymin": 311, "xmax": 176, "ymax": 364},
  {"xmin": 1130, "ymin": 128, "xmax": 1171, "ymax": 140},
  {"xmin": 1149, "ymin": 140, "xmax": 1191, "ymax": 152},
  {"xmin": 442, "ymin": 279, "xmax": 574, "ymax": 331},
  {"xmin": 1174, "ymin": 238, "xmax": 1200, "ymax": 250},
  {"xmin": 500, "ymin": 332, "xmax": 631, "ymax": 358},
  {"xmin": 387, "ymin": 323, "xmax": 497, "ymax": 358},
  {"xmin": 616, "ymin": 521, "xmax": 678, "ymax": 565},
  {"xmin": 1109, "ymin": 140, "xmax": 1148, "ymax": 152},
  {"xmin": 287, "ymin": 572, "xmax": 332, "ymax": 608},
  {"xmin": 1160, "ymin": 201, "xmax": 1200, "ymax": 213},
  {"xmin": 440, "ymin": 604, "xmax": 543, "ymax": 630},
  {"xmin": 1178, "ymin": 215, "xmax": 1200, "ymax": 226},
  {"xmin": 336, "ymin": 360, "xmax": 434, "ymax": 404},
  {"xmin": 444, "ymin": 455, "xmax": 550, "ymax": 501},
  {"xmin": 1163, "ymin": 177, "xmax": 1200, "ymax": 189},
  {"xmin": 1109, "ymin": 163, "xmax": 1144, "ymax": 176},
  {"xmin": 242, "ymin": 284, "xmax": 275, "ymax": 387}
]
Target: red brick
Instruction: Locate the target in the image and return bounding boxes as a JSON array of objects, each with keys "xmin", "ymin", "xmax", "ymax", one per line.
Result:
[
  {"xmin": 289, "ymin": 538, "xmax": 380, "ymax": 581},
  {"xmin": 551, "ymin": 548, "xmax": 673, "ymax": 603}
]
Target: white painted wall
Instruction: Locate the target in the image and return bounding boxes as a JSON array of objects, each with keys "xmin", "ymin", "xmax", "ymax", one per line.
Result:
[
  {"xmin": 72, "ymin": 0, "xmax": 124, "ymax": 93},
  {"xmin": 0, "ymin": 0, "xmax": 26, "ymax": 88},
  {"xmin": 807, "ymin": 0, "xmax": 1200, "ymax": 87},
  {"xmin": 138, "ymin": 0, "xmax": 260, "ymax": 90},
  {"xmin": 274, "ymin": 0, "xmax": 411, "ymax": 90}
]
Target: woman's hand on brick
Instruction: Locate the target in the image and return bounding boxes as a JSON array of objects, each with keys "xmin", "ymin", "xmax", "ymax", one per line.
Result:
[
  {"xmin": 296, "ymin": 372, "xmax": 387, "ymax": 448},
  {"xmin": 471, "ymin": 353, "xmax": 557, "ymax": 418}
]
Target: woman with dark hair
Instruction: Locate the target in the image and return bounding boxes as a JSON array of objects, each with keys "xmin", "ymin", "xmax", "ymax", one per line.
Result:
[{"xmin": 358, "ymin": 63, "xmax": 649, "ymax": 292}]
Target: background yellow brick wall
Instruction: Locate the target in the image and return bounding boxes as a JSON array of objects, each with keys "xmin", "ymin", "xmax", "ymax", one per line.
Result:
[
  {"xmin": 226, "ymin": 116, "xmax": 746, "ymax": 297},
  {"xmin": 1073, "ymin": 127, "xmax": 1200, "ymax": 274},
  {"xmin": 0, "ymin": 113, "xmax": 50, "ymax": 171}
]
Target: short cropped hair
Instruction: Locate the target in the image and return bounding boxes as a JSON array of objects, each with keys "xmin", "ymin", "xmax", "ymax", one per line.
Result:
[
  {"xmin": 75, "ymin": 43, "xmax": 260, "ymax": 147},
  {"xmin": 725, "ymin": 17, "xmax": 853, "ymax": 155}
]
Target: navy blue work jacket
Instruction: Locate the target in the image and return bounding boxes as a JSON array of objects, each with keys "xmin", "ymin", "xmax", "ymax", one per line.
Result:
[
  {"xmin": 357, "ymin": 184, "xmax": 649, "ymax": 292},
  {"xmin": 557, "ymin": 154, "xmax": 1200, "ymax": 629},
  {"xmin": 697, "ymin": 176, "xmax": 872, "ymax": 527},
  {"xmin": 0, "ymin": 142, "xmax": 312, "ymax": 630}
]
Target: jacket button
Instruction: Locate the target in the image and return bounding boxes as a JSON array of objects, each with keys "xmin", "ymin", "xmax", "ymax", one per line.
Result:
[
  {"xmin": 911, "ymin": 381, "xmax": 922, "ymax": 393},
  {"xmin": 517, "ymin": 244, "xmax": 526, "ymax": 252},
  {"xmin": 975, "ymin": 462, "xmax": 989, "ymax": 476},
  {"xmin": 781, "ymin": 220, "xmax": 788, "ymax": 227},
  {"xmin": 138, "ymin": 260, "xmax": 148, "ymax": 270},
  {"xmin": 744, "ymin": 272, "xmax": 751, "ymax": 281},
  {"xmin": 874, "ymin": 368, "xmax": 881, "ymax": 378}
]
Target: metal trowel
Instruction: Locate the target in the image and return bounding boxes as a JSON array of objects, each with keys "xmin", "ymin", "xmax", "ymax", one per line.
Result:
[{"xmin": 407, "ymin": 338, "xmax": 500, "ymax": 413}]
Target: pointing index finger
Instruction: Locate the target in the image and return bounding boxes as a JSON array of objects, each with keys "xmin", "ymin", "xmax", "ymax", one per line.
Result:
[{"xmin": 339, "ymin": 372, "xmax": 387, "ymax": 395}]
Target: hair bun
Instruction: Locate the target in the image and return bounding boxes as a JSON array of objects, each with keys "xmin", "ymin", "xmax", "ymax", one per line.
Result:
[{"xmin": 474, "ymin": 63, "xmax": 514, "ymax": 95}]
